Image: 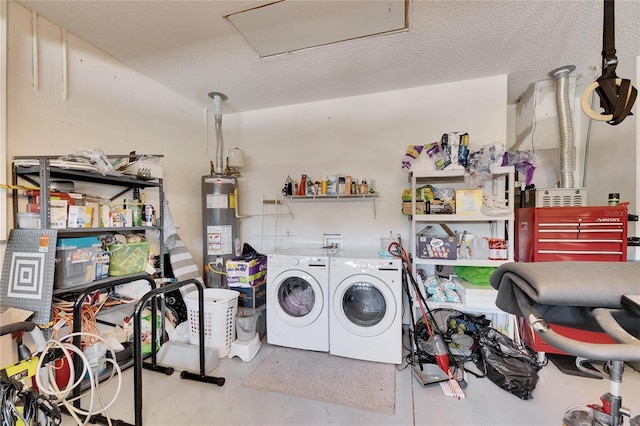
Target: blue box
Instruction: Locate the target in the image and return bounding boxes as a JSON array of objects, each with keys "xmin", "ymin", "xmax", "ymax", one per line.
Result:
[
  {"xmin": 230, "ymin": 280, "xmax": 266, "ymax": 308},
  {"xmin": 57, "ymin": 236, "xmax": 102, "ymax": 248}
]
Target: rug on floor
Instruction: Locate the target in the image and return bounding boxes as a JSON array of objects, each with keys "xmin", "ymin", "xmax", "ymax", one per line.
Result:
[{"xmin": 242, "ymin": 347, "xmax": 396, "ymax": 414}]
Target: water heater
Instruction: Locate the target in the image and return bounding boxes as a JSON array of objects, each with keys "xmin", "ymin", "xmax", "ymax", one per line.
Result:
[{"xmin": 202, "ymin": 175, "xmax": 240, "ymax": 288}]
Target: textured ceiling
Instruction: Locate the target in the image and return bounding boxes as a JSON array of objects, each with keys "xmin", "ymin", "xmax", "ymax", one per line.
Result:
[{"xmin": 16, "ymin": 0, "xmax": 640, "ymax": 114}]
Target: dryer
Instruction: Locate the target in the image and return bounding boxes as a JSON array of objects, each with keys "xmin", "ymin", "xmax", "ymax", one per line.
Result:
[
  {"xmin": 266, "ymin": 248, "xmax": 333, "ymax": 352},
  {"xmin": 329, "ymin": 251, "xmax": 403, "ymax": 364}
]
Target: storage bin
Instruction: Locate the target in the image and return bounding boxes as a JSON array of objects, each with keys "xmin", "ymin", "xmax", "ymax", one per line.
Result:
[
  {"xmin": 17, "ymin": 212, "xmax": 41, "ymax": 229},
  {"xmin": 55, "ymin": 246, "xmax": 99, "ymax": 289},
  {"xmin": 183, "ymin": 289, "xmax": 240, "ymax": 357},
  {"xmin": 107, "ymin": 241, "xmax": 150, "ymax": 276}
]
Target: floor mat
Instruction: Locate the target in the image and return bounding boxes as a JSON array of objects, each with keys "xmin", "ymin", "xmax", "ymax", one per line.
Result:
[
  {"xmin": 243, "ymin": 347, "xmax": 396, "ymax": 414},
  {"xmin": 548, "ymin": 354, "xmax": 602, "ymax": 379}
]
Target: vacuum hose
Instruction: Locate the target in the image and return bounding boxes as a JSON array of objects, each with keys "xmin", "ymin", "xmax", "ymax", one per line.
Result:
[{"xmin": 549, "ymin": 66, "xmax": 575, "ymax": 189}]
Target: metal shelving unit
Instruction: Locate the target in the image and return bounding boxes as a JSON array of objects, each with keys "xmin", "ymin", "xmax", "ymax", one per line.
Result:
[{"xmin": 11, "ymin": 154, "xmax": 166, "ymax": 322}]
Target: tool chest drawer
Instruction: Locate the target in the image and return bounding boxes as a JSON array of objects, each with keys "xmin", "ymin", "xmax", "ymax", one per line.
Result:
[{"xmin": 516, "ymin": 205, "xmax": 628, "ymax": 262}]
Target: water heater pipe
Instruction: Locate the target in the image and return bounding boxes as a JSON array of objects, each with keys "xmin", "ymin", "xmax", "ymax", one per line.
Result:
[
  {"xmin": 549, "ymin": 66, "xmax": 575, "ymax": 189},
  {"xmin": 208, "ymin": 92, "xmax": 227, "ymax": 174}
]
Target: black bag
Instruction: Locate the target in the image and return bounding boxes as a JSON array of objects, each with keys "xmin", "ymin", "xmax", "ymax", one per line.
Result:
[{"xmin": 473, "ymin": 327, "xmax": 541, "ymax": 400}]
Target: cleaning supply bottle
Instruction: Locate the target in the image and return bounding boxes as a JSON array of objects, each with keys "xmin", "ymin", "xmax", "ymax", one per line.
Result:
[
  {"xmin": 298, "ymin": 175, "xmax": 308, "ymax": 196},
  {"xmin": 432, "ymin": 334, "xmax": 449, "ymax": 374},
  {"xmin": 321, "ymin": 174, "xmax": 328, "ymax": 195}
]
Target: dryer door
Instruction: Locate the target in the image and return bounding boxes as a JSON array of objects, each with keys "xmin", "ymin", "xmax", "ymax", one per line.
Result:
[
  {"xmin": 332, "ymin": 274, "xmax": 397, "ymax": 337},
  {"xmin": 270, "ymin": 270, "xmax": 324, "ymax": 327}
]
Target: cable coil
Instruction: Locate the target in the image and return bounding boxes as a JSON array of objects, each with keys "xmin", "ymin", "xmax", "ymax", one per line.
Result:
[{"xmin": 35, "ymin": 332, "xmax": 123, "ymax": 426}]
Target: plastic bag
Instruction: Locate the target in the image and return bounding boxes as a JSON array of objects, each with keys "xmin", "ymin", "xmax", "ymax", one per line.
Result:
[
  {"xmin": 441, "ymin": 132, "xmax": 469, "ymax": 170},
  {"xmin": 465, "ymin": 143, "xmax": 505, "ymax": 187},
  {"xmin": 401, "ymin": 144, "xmax": 425, "ymax": 172},
  {"xmin": 64, "ymin": 148, "xmax": 118, "ymax": 176},
  {"xmin": 502, "ymin": 150, "xmax": 539, "ymax": 186},
  {"xmin": 473, "ymin": 327, "xmax": 541, "ymax": 400}
]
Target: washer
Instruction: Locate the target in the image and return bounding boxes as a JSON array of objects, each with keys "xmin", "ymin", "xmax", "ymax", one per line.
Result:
[
  {"xmin": 266, "ymin": 248, "xmax": 334, "ymax": 352},
  {"xmin": 329, "ymin": 250, "xmax": 403, "ymax": 364}
]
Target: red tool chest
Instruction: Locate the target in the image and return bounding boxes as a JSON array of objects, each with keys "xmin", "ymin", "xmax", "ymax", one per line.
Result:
[
  {"xmin": 515, "ymin": 205, "xmax": 628, "ymax": 354},
  {"xmin": 515, "ymin": 205, "xmax": 628, "ymax": 262}
]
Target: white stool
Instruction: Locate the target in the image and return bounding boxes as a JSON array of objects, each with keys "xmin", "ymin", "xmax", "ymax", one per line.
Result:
[{"xmin": 227, "ymin": 333, "xmax": 261, "ymax": 362}]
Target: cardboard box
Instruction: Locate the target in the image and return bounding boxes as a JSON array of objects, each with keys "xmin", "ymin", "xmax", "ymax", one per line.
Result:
[
  {"xmin": 402, "ymin": 201, "xmax": 427, "ymax": 215},
  {"xmin": 50, "ymin": 199, "xmax": 68, "ymax": 229},
  {"xmin": 0, "ymin": 308, "xmax": 33, "ymax": 369},
  {"xmin": 225, "ymin": 256, "xmax": 267, "ymax": 287},
  {"xmin": 455, "ymin": 188, "xmax": 483, "ymax": 214},
  {"xmin": 95, "ymin": 251, "xmax": 110, "ymax": 280},
  {"xmin": 67, "ymin": 205, "xmax": 93, "ymax": 228},
  {"xmin": 428, "ymin": 199, "xmax": 456, "ymax": 214},
  {"xmin": 84, "ymin": 200, "xmax": 101, "ymax": 227},
  {"xmin": 417, "ymin": 235, "xmax": 457, "ymax": 260},
  {"xmin": 231, "ymin": 281, "xmax": 266, "ymax": 308}
]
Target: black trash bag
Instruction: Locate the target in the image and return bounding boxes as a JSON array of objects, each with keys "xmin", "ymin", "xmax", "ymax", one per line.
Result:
[
  {"xmin": 473, "ymin": 327, "xmax": 541, "ymax": 400},
  {"xmin": 239, "ymin": 243, "xmax": 262, "ymax": 260}
]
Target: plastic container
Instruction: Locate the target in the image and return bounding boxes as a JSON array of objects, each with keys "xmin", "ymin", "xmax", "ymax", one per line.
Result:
[
  {"xmin": 183, "ymin": 289, "xmax": 240, "ymax": 357},
  {"xmin": 83, "ymin": 341, "xmax": 107, "ymax": 376},
  {"xmin": 17, "ymin": 212, "xmax": 41, "ymax": 229},
  {"xmin": 107, "ymin": 241, "xmax": 150, "ymax": 276},
  {"xmin": 55, "ymin": 246, "xmax": 99, "ymax": 289},
  {"xmin": 470, "ymin": 236, "xmax": 490, "ymax": 260}
]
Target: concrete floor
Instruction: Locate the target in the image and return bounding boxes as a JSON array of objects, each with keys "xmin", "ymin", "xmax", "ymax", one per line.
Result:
[{"xmin": 68, "ymin": 336, "xmax": 640, "ymax": 426}]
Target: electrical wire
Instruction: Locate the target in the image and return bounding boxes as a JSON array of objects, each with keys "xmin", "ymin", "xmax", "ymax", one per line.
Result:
[
  {"xmin": 51, "ymin": 303, "xmax": 102, "ymax": 346},
  {"xmin": 35, "ymin": 332, "xmax": 123, "ymax": 426}
]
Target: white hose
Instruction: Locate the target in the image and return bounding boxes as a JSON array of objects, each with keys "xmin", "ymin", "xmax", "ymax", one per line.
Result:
[{"xmin": 35, "ymin": 332, "xmax": 122, "ymax": 426}]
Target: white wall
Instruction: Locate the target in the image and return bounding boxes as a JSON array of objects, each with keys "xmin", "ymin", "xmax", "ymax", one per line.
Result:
[
  {"xmin": 3, "ymin": 2, "xmax": 508, "ymax": 274},
  {"xmin": 581, "ymin": 61, "xmax": 637, "ymax": 210},
  {"xmin": 0, "ymin": 0, "xmax": 7, "ymax": 251},
  {"xmin": 5, "ymin": 3, "xmax": 207, "ymax": 264},
  {"xmin": 223, "ymin": 76, "xmax": 508, "ymax": 255}
]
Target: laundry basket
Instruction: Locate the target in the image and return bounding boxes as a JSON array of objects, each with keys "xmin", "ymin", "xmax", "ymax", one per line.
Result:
[{"xmin": 184, "ymin": 289, "xmax": 240, "ymax": 358}]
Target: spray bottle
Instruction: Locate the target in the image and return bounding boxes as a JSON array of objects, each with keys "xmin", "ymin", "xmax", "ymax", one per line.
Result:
[{"xmin": 432, "ymin": 334, "xmax": 450, "ymax": 374}]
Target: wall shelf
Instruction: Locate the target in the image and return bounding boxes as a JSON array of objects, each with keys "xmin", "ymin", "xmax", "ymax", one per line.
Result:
[
  {"xmin": 284, "ymin": 193, "xmax": 377, "ymax": 200},
  {"xmin": 284, "ymin": 192, "xmax": 378, "ymax": 218}
]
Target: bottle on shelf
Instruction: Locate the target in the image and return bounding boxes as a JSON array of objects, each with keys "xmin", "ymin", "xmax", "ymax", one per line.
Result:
[
  {"xmin": 321, "ymin": 174, "xmax": 328, "ymax": 195},
  {"xmin": 298, "ymin": 175, "xmax": 308, "ymax": 196}
]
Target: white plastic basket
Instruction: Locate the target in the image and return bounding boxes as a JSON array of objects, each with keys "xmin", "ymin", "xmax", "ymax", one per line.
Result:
[{"xmin": 184, "ymin": 289, "xmax": 240, "ymax": 357}]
